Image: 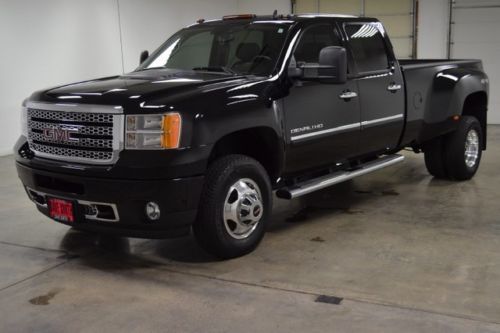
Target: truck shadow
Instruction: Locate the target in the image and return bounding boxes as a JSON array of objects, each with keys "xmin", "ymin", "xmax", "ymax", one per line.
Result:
[{"xmin": 59, "ymin": 229, "xmax": 217, "ymax": 265}]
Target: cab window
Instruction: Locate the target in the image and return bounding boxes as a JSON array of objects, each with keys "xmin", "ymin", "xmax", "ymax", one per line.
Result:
[
  {"xmin": 293, "ymin": 24, "xmax": 341, "ymax": 65},
  {"xmin": 345, "ymin": 24, "xmax": 389, "ymax": 73}
]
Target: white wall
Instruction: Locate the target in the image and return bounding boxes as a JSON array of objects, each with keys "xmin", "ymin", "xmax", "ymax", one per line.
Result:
[
  {"xmin": 417, "ymin": 0, "xmax": 450, "ymax": 58},
  {"xmin": 119, "ymin": 0, "xmax": 240, "ymax": 72},
  {"xmin": 0, "ymin": 0, "xmax": 123, "ymax": 155}
]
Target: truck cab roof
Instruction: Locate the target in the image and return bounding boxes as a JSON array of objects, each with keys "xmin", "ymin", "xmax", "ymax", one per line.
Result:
[{"xmin": 194, "ymin": 13, "xmax": 377, "ymax": 27}]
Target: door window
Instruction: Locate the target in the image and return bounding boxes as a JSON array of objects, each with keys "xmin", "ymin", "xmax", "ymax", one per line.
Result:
[
  {"xmin": 345, "ymin": 24, "xmax": 389, "ymax": 73},
  {"xmin": 293, "ymin": 24, "xmax": 341, "ymax": 65}
]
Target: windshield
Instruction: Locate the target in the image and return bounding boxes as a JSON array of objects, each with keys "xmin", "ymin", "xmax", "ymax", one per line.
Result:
[{"xmin": 137, "ymin": 22, "xmax": 292, "ymax": 76}]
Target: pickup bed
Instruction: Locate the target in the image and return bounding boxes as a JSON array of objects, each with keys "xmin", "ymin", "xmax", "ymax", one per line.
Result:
[{"xmin": 15, "ymin": 14, "xmax": 489, "ymax": 258}]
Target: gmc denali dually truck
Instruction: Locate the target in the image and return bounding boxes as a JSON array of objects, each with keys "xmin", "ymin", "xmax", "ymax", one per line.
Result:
[{"xmin": 15, "ymin": 14, "xmax": 489, "ymax": 258}]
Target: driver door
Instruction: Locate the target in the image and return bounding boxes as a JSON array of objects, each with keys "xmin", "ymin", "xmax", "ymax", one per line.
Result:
[{"xmin": 283, "ymin": 23, "xmax": 361, "ymax": 174}]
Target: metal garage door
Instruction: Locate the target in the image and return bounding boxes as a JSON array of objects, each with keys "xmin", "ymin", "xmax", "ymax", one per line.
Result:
[
  {"xmin": 450, "ymin": 0, "xmax": 500, "ymax": 123},
  {"xmin": 291, "ymin": 0, "xmax": 417, "ymax": 58}
]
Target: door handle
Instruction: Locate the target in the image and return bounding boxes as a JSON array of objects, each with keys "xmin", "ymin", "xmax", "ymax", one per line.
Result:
[
  {"xmin": 387, "ymin": 83, "xmax": 402, "ymax": 93},
  {"xmin": 339, "ymin": 91, "xmax": 358, "ymax": 101}
]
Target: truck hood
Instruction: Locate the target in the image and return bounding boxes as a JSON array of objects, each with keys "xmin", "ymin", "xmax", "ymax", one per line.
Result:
[{"xmin": 40, "ymin": 69, "xmax": 263, "ymax": 111}]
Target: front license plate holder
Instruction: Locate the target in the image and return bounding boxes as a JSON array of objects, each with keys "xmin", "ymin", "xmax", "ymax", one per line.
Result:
[{"xmin": 47, "ymin": 197, "xmax": 75, "ymax": 223}]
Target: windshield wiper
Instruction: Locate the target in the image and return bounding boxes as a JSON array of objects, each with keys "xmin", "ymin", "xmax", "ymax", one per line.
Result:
[{"xmin": 192, "ymin": 66, "xmax": 238, "ymax": 75}]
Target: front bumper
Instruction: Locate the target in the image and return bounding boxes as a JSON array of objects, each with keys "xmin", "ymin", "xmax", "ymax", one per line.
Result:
[{"xmin": 16, "ymin": 162, "xmax": 204, "ymax": 238}]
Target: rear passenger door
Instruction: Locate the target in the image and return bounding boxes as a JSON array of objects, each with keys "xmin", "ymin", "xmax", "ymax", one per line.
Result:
[{"xmin": 344, "ymin": 22, "xmax": 405, "ymax": 155}]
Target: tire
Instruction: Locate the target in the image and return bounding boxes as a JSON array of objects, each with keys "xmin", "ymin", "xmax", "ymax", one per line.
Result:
[
  {"xmin": 423, "ymin": 116, "xmax": 482, "ymax": 180},
  {"xmin": 423, "ymin": 136, "xmax": 448, "ymax": 179},
  {"xmin": 443, "ymin": 116, "xmax": 483, "ymax": 180},
  {"xmin": 193, "ymin": 154, "xmax": 272, "ymax": 259}
]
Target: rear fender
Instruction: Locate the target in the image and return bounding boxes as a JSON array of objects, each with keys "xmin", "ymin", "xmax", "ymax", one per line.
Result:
[{"xmin": 418, "ymin": 68, "xmax": 488, "ymax": 143}]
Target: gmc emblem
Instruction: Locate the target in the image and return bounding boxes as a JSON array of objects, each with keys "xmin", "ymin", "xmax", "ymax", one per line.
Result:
[{"xmin": 42, "ymin": 127, "xmax": 79, "ymax": 142}]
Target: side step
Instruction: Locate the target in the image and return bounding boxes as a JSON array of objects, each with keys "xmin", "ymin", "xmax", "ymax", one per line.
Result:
[{"xmin": 276, "ymin": 154, "xmax": 404, "ymax": 200}]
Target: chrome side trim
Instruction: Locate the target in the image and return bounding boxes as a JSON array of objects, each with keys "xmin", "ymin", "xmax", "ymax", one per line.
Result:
[
  {"xmin": 358, "ymin": 72, "xmax": 391, "ymax": 80},
  {"xmin": 361, "ymin": 114, "xmax": 404, "ymax": 127},
  {"xmin": 26, "ymin": 187, "xmax": 120, "ymax": 223},
  {"xmin": 291, "ymin": 114, "xmax": 404, "ymax": 142},
  {"xmin": 27, "ymin": 101, "xmax": 123, "ymax": 114},
  {"xmin": 291, "ymin": 123, "xmax": 360, "ymax": 142}
]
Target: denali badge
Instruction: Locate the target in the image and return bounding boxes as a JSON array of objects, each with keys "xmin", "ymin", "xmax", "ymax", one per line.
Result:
[
  {"xmin": 290, "ymin": 123, "xmax": 324, "ymax": 134},
  {"xmin": 42, "ymin": 127, "xmax": 79, "ymax": 142}
]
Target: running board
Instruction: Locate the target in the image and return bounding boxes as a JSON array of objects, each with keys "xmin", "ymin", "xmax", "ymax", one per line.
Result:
[{"xmin": 276, "ymin": 154, "xmax": 405, "ymax": 200}]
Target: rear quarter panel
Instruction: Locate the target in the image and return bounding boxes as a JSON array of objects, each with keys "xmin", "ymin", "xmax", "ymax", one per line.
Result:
[{"xmin": 400, "ymin": 61, "xmax": 488, "ymax": 145}]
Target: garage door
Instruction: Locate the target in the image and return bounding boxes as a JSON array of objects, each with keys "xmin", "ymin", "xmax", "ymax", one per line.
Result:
[
  {"xmin": 291, "ymin": 0, "xmax": 416, "ymax": 58},
  {"xmin": 450, "ymin": 0, "xmax": 500, "ymax": 123}
]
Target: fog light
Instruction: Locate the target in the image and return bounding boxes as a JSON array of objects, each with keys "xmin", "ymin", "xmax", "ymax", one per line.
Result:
[{"xmin": 145, "ymin": 202, "xmax": 161, "ymax": 221}]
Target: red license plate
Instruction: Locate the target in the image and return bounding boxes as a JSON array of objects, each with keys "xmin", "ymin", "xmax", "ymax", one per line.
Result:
[{"xmin": 48, "ymin": 198, "xmax": 75, "ymax": 223}]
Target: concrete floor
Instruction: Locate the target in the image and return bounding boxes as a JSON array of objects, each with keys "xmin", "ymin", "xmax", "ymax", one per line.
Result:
[{"xmin": 2, "ymin": 127, "xmax": 500, "ymax": 332}]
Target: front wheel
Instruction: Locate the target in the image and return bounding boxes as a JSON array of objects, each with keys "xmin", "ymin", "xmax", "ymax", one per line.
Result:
[{"xmin": 193, "ymin": 155, "xmax": 272, "ymax": 259}]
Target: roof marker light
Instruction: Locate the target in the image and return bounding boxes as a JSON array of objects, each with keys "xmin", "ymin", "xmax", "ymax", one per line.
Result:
[{"xmin": 222, "ymin": 14, "xmax": 256, "ymax": 20}]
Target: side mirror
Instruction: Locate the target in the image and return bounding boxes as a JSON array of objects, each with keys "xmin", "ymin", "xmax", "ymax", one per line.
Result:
[
  {"xmin": 290, "ymin": 46, "xmax": 347, "ymax": 84},
  {"xmin": 317, "ymin": 46, "xmax": 347, "ymax": 83},
  {"xmin": 139, "ymin": 50, "xmax": 149, "ymax": 65}
]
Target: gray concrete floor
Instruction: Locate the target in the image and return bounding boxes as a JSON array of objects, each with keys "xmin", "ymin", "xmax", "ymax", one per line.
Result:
[{"xmin": 2, "ymin": 127, "xmax": 500, "ymax": 332}]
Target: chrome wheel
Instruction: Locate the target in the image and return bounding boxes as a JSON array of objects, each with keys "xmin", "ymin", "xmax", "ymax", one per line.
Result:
[
  {"xmin": 223, "ymin": 178, "xmax": 263, "ymax": 240},
  {"xmin": 465, "ymin": 129, "xmax": 480, "ymax": 168}
]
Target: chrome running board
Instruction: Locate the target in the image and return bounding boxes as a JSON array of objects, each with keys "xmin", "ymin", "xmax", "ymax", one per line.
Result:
[{"xmin": 276, "ymin": 154, "xmax": 404, "ymax": 200}]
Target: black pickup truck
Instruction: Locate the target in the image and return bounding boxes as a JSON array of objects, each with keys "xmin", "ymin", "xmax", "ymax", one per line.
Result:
[{"xmin": 15, "ymin": 14, "xmax": 489, "ymax": 258}]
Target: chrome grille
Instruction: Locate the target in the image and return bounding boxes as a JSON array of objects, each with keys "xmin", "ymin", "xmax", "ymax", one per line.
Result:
[
  {"xmin": 26, "ymin": 103, "xmax": 123, "ymax": 165},
  {"xmin": 28, "ymin": 109, "xmax": 113, "ymax": 123},
  {"xmin": 29, "ymin": 142, "xmax": 114, "ymax": 161},
  {"xmin": 29, "ymin": 132, "xmax": 113, "ymax": 149},
  {"xmin": 28, "ymin": 119, "xmax": 114, "ymax": 136}
]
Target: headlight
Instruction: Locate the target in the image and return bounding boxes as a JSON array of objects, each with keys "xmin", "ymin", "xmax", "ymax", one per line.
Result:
[
  {"xmin": 125, "ymin": 113, "xmax": 181, "ymax": 149},
  {"xmin": 20, "ymin": 101, "xmax": 28, "ymax": 137}
]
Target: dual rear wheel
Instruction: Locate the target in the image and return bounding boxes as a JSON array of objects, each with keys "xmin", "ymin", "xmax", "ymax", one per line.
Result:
[{"xmin": 424, "ymin": 116, "xmax": 483, "ymax": 180}]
